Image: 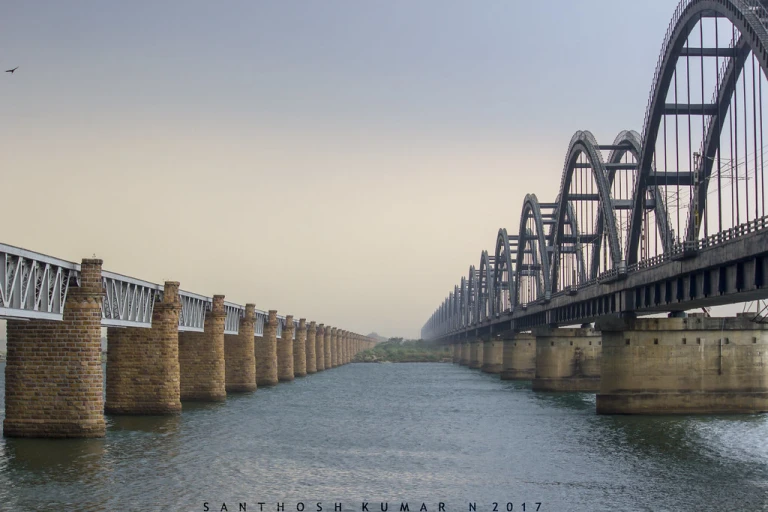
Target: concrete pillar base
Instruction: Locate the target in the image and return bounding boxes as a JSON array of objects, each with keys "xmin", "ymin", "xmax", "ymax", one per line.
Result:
[
  {"xmin": 501, "ymin": 333, "xmax": 536, "ymax": 381},
  {"xmin": 469, "ymin": 341, "xmax": 484, "ymax": 369},
  {"xmin": 501, "ymin": 368, "xmax": 535, "ymax": 380},
  {"xmin": 532, "ymin": 376, "xmax": 601, "ymax": 392},
  {"xmin": 595, "ymin": 314, "xmax": 768, "ymax": 414},
  {"xmin": 481, "ymin": 364, "xmax": 502, "ymax": 373},
  {"xmin": 596, "ymin": 392, "xmax": 768, "ymax": 414}
]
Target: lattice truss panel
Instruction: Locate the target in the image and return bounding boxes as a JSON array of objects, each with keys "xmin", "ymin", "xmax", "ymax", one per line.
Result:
[
  {"xmin": 0, "ymin": 243, "xmax": 78, "ymax": 321},
  {"xmin": 101, "ymin": 271, "xmax": 161, "ymax": 328},
  {"xmin": 178, "ymin": 291, "xmax": 210, "ymax": 332},
  {"xmin": 254, "ymin": 310, "xmax": 267, "ymax": 337},
  {"xmin": 224, "ymin": 302, "xmax": 244, "ymax": 335}
]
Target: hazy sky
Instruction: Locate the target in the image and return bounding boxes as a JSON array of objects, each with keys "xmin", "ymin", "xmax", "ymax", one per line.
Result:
[{"xmin": 0, "ymin": 1, "xmax": 685, "ymax": 338}]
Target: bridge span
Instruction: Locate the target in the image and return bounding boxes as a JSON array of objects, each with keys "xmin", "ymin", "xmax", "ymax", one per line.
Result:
[
  {"xmin": 0, "ymin": 243, "xmax": 375, "ymax": 438},
  {"xmin": 423, "ymin": 0, "xmax": 768, "ymax": 415}
]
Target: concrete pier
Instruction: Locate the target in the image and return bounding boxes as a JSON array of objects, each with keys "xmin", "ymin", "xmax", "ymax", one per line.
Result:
[
  {"xmin": 452, "ymin": 344, "xmax": 461, "ymax": 364},
  {"xmin": 532, "ymin": 327, "xmax": 601, "ymax": 392},
  {"xmin": 178, "ymin": 295, "xmax": 227, "ymax": 401},
  {"xmin": 596, "ymin": 314, "xmax": 768, "ymax": 414},
  {"xmin": 255, "ymin": 310, "xmax": 279, "ymax": 386},
  {"xmin": 500, "ymin": 332, "xmax": 536, "ymax": 380},
  {"xmin": 306, "ymin": 321, "xmax": 318, "ymax": 374},
  {"xmin": 482, "ymin": 338, "xmax": 503, "ymax": 374},
  {"xmin": 469, "ymin": 340, "xmax": 484, "ymax": 369},
  {"xmin": 4, "ymin": 258, "xmax": 106, "ymax": 438},
  {"xmin": 224, "ymin": 303, "xmax": 257, "ymax": 393},
  {"xmin": 277, "ymin": 315, "xmax": 295, "ymax": 382},
  {"xmin": 293, "ymin": 318, "xmax": 307, "ymax": 377},
  {"xmin": 460, "ymin": 342, "xmax": 470, "ymax": 366},
  {"xmin": 106, "ymin": 281, "xmax": 183, "ymax": 413}
]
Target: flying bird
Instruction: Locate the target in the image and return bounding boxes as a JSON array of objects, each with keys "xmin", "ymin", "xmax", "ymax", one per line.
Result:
[{"xmin": 5, "ymin": 67, "xmax": 18, "ymax": 73}]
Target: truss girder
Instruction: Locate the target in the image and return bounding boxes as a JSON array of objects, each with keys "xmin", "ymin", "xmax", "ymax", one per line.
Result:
[
  {"xmin": 223, "ymin": 302, "xmax": 244, "ymax": 335},
  {"xmin": 101, "ymin": 271, "xmax": 161, "ymax": 328},
  {"xmin": 0, "ymin": 243, "xmax": 77, "ymax": 321}
]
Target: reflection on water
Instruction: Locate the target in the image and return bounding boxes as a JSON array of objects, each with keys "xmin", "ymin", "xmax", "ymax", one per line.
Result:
[{"xmin": 0, "ymin": 362, "xmax": 765, "ymax": 511}]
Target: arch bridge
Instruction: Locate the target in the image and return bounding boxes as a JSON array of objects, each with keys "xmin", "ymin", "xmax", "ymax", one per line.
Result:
[{"xmin": 424, "ymin": 0, "xmax": 768, "ymax": 342}]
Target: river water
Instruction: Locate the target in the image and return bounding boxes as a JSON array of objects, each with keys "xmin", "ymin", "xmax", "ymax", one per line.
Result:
[{"xmin": 0, "ymin": 362, "xmax": 766, "ymax": 511}]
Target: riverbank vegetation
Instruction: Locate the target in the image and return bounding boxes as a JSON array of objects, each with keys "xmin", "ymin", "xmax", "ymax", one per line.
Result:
[{"xmin": 353, "ymin": 338, "xmax": 451, "ymax": 363}]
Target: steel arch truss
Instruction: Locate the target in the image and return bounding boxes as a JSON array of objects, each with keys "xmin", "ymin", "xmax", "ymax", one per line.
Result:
[
  {"xmin": 628, "ymin": 0, "xmax": 768, "ymax": 264},
  {"xmin": 515, "ymin": 194, "xmax": 555, "ymax": 304},
  {"xmin": 551, "ymin": 131, "xmax": 623, "ymax": 292},
  {"xmin": 493, "ymin": 228, "xmax": 519, "ymax": 316}
]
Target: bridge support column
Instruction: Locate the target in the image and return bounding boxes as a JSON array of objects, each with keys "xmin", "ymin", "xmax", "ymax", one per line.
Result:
[
  {"xmin": 323, "ymin": 327, "xmax": 336, "ymax": 370},
  {"xmin": 4, "ymin": 258, "xmax": 106, "ymax": 438},
  {"xmin": 255, "ymin": 310, "xmax": 279, "ymax": 386},
  {"xmin": 178, "ymin": 295, "xmax": 227, "ymax": 401},
  {"xmin": 306, "ymin": 322, "xmax": 318, "ymax": 374},
  {"xmin": 482, "ymin": 337, "xmax": 503, "ymax": 374},
  {"xmin": 452, "ymin": 344, "xmax": 461, "ymax": 364},
  {"xmin": 106, "ymin": 281, "xmax": 183, "ymax": 413},
  {"xmin": 293, "ymin": 318, "xmax": 307, "ymax": 377},
  {"xmin": 500, "ymin": 332, "xmax": 536, "ymax": 380},
  {"xmin": 327, "ymin": 328, "xmax": 335, "ymax": 368},
  {"xmin": 596, "ymin": 314, "xmax": 768, "ymax": 414},
  {"xmin": 277, "ymin": 315, "xmax": 295, "ymax": 382},
  {"xmin": 532, "ymin": 327, "xmax": 601, "ymax": 392},
  {"xmin": 460, "ymin": 342, "xmax": 470, "ymax": 366},
  {"xmin": 469, "ymin": 340, "xmax": 484, "ymax": 369},
  {"xmin": 224, "ymin": 303, "xmax": 257, "ymax": 393},
  {"xmin": 342, "ymin": 331, "xmax": 349, "ymax": 364},
  {"xmin": 316, "ymin": 324, "xmax": 326, "ymax": 371}
]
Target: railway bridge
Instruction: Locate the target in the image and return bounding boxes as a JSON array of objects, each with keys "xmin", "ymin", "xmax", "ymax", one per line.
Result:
[
  {"xmin": 422, "ymin": 0, "xmax": 768, "ymax": 415},
  {"xmin": 0, "ymin": 246, "xmax": 374, "ymax": 438}
]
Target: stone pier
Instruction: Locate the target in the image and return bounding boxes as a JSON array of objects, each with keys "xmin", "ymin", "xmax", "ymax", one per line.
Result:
[
  {"xmin": 306, "ymin": 321, "xmax": 318, "ymax": 374},
  {"xmin": 460, "ymin": 342, "xmax": 470, "ymax": 366},
  {"xmin": 277, "ymin": 315, "xmax": 295, "ymax": 382},
  {"xmin": 341, "ymin": 331, "xmax": 348, "ymax": 364},
  {"xmin": 596, "ymin": 314, "xmax": 768, "ymax": 414},
  {"xmin": 323, "ymin": 327, "xmax": 336, "ymax": 370},
  {"xmin": 316, "ymin": 324, "xmax": 326, "ymax": 371},
  {"xmin": 339, "ymin": 329, "xmax": 346, "ymax": 365},
  {"xmin": 293, "ymin": 318, "xmax": 307, "ymax": 377},
  {"xmin": 500, "ymin": 332, "xmax": 536, "ymax": 380},
  {"xmin": 334, "ymin": 328, "xmax": 341, "ymax": 367},
  {"xmin": 106, "ymin": 281, "xmax": 183, "ymax": 414},
  {"xmin": 4, "ymin": 258, "xmax": 106, "ymax": 438},
  {"xmin": 469, "ymin": 340, "xmax": 484, "ymax": 369},
  {"xmin": 255, "ymin": 310, "xmax": 279, "ymax": 386},
  {"xmin": 224, "ymin": 304, "xmax": 257, "ymax": 393},
  {"xmin": 178, "ymin": 295, "xmax": 227, "ymax": 401},
  {"xmin": 482, "ymin": 337, "xmax": 503, "ymax": 374},
  {"xmin": 532, "ymin": 326, "xmax": 601, "ymax": 392},
  {"xmin": 452, "ymin": 344, "xmax": 461, "ymax": 364}
]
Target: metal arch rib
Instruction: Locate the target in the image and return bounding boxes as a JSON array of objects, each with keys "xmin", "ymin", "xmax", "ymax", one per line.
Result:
[
  {"xmin": 687, "ymin": 35, "xmax": 752, "ymax": 239},
  {"xmin": 551, "ymin": 131, "xmax": 623, "ymax": 292},
  {"xmin": 493, "ymin": 228, "xmax": 517, "ymax": 315},
  {"xmin": 629, "ymin": 0, "xmax": 768, "ymax": 264},
  {"xmin": 593, "ymin": 130, "xmax": 672, "ymax": 276},
  {"xmin": 562, "ymin": 201, "xmax": 587, "ymax": 284},
  {"xmin": 467, "ymin": 265, "xmax": 477, "ymax": 325},
  {"xmin": 515, "ymin": 194, "xmax": 552, "ymax": 302},
  {"xmin": 477, "ymin": 250, "xmax": 495, "ymax": 322}
]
